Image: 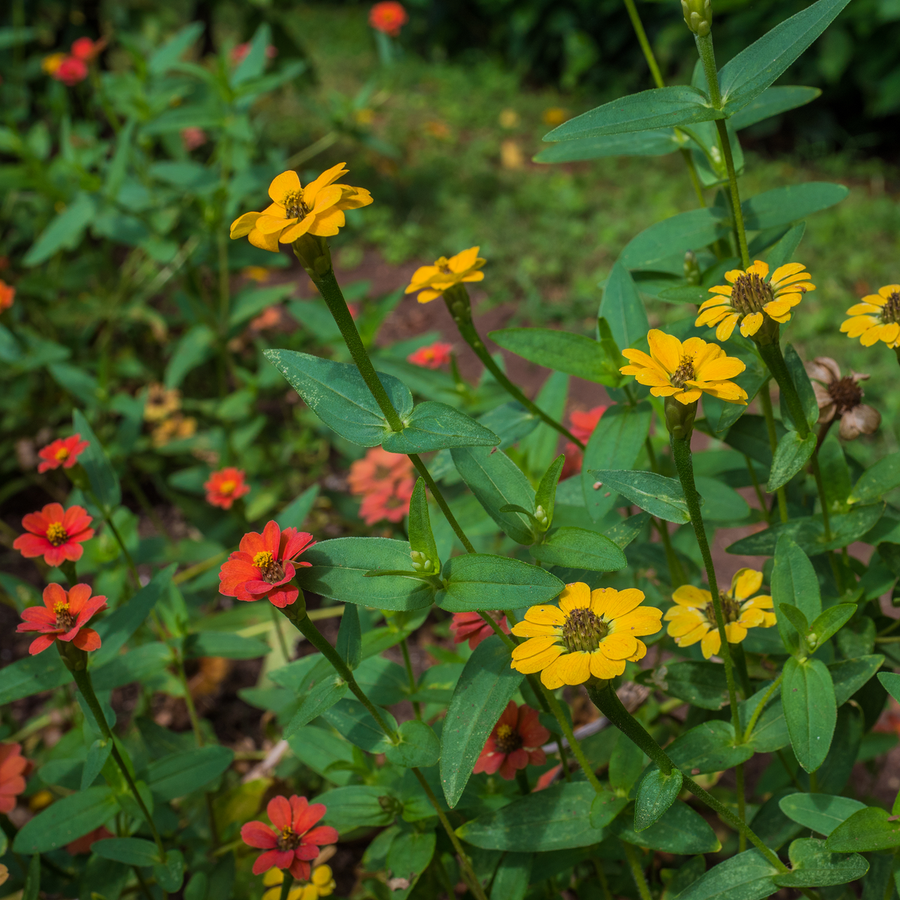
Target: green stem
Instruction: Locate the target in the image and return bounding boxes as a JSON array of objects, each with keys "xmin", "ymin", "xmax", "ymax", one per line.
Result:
[
  {"xmin": 103, "ymin": 510, "xmax": 141, "ymax": 589},
  {"xmin": 67, "ymin": 657, "xmax": 166, "ymax": 858},
  {"xmin": 732, "ymin": 644, "xmax": 752, "ymax": 698},
  {"xmin": 757, "ymin": 383, "xmax": 789, "ymax": 523},
  {"xmin": 644, "ymin": 437, "xmax": 686, "ymax": 586},
  {"xmin": 592, "ymin": 858, "xmax": 615, "ymax": 900},
  {"xmin": 694, "ymin": 33, "xmax": 722, "ymax": 108},
  {"xmin": 400, "ymin": 637, "xmax": 423, "ymax": 719},
  {"xmin": 279, "ymin": 873, "xmax": 293, "ymax": 900},
  {"xmin": 271, "ymin": 604, "xmax": 291, "ymax": 661},
  {"xmin": 743, "ymin": 674, "xmax": 783, "ymax": 742},
  {"xmin": 622, "ymin": 841, "xmax": 653, "ymax": 900},
  {"xmin": 715, "ymin": 119, "xmax": 750, "ymax": 269},
  {"xmin": 541, "ymin": 686, "xmax": 604, "ymax": 793},
  {"xmin": 757, "ymin": 343, "xmax": 809, "ymax": 439},
  {"xmin": 587, "ymin": 683, "xmax": 787, "ymax": 872},
  {"xmin": 735, "ymin": 763, "xmax": 747, "ymax": 852},
  {"xmin": 810, "ymin": 455, "xmax": 834, "ymax": 542},
  {"xmin": 622, "ymin": 0, "xmax": 664, "ymax": 88},
  {"xmin": 744, "ymin": 454, "xmax": 768, "ymax": 521},
  {"xmin": 408, "ymin": 453, "xmax": 476, "ymax": 553},
  {"xmin": 670, "ymin": 435, "xmax": 740, "ymax": 731}
]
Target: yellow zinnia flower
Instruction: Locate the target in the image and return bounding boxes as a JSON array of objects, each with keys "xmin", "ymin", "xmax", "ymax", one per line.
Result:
[
  {"xmin": 404, "ymin": 246, "xmax": 486, "ymax": 303},
  {"xmin": 262, "ymin": 864, "xmax": 336, "ymax": 900},
  {"xmin": 840, "ymin": 284, "xmax": 900, "ymax": 348},
  {"xmin": 510, "ymin": 583, "xmax": 663, "ymax": 688},
  {"xmin": 664, "ymin": 569, "xmax": 776, "ymax": 659},
  {"xmin": 619, "ymin": 330, "xmax": 748, "ymax": 406},
  {"xmin": 696, "ymin": 261, "xmax": 815, "ymax": 340},
  {"xmin": 230, "ymin": 164, "xmax": 373, "ymax": 253}
]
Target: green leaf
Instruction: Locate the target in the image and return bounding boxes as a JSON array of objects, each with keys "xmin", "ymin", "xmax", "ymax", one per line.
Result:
[
  {"xmin": 457, "ymin": 783, "xmax": 606, "ymax": 851},
  {"xmin": 92, "ymin": 837, "xmax": 161, "ymax": 866},
  {"xmin": 655, "ymin": 660, "xmax": 727, "ymax": 710},
  {"xmin": 285, "ymin": 672, "xmax": 348, "ymax": 736},
  {"xmin": 741, "ymin": 183, "xmax": 849, "ymax": 232},
  {"xmin": 451, "ymin": 446, "xmax": 536, "ymax": 544},
  {"xmin": 185, "ymin": 631, "xmax": 270, "ymax": 659},
  {"xmin": 438, "ymin": 554, "xmax": 563, "ymax": 612},
  {"xmin": 153, "ymin": 849, "xmax": 185, "ymax": 893},
  {"xmin": 489, "ymin": 852, "xmax": 532, "ymax": 900},
  {"xmin": 144, "ymin": 746, "xmax": 234, "ymax": 801},
  {"xmin": 337, "ymin": 605, "xmax": 362, "ymax": 670},
  {"xmin": 441, "ymin": 637, "xmax": 524, "ymax": 807},
  {"xmin": 666, "ymin": 720, "xmax": 754, "ymax": 774},
  {"xmin": 670, "ymin": 850, "xmax": 779, "ymax": 900},
  {"xmin": 610, "ymin": 732, "xmax": 645, "ymax": 794},
  {"xmin": 767, "ymin": 431, "xmax": 816, "ymax": 492},
  {"xmin": 408, "ymin": 479, "xmax": 441, "ymax": 574},
  {"xmin": 321, "ymin": 699, "xmax": 397, "ymax": 753},
  {"xmin": 778, "ymin": 793, "xmax": 867, "ymax": 836},
  {"xmin": 771, "ymin": 536, "xmax": 821, "ymax": 651},
  {"xmin": 82, "ymin": 738, "xmax": 112, "ymax": 791},
  {"xmin": 24, "ymin": 193, "xmax": 96, "ymax": 266},
  {"xmin": 694, "ymin": 476, "xmax": 750, "ymax": 522},
  {"xmin": 582, "ymin": 403, "xmax": 651, "ymax": 522},
  {"xmin": 600, "ymin": 261, "xmax": 651, "ymax": 350},
  {"xmin": 762, "ymin": 222, "xmax": 807, "ymax": 271},
  {"xmin": 73, "ymin": 408, "xmax": 121, "ymax": 511},
  {"xmin": 719, "ymin": 0, "xmax": 853, "ymax": 113},
  {"xmin": 530, "ymin": 526, "xmax": 627, "ymax": 571},
  {"xmin": 612, "ymin": 800, "xmax": 720, "ymax": 853},
  {"xmin": 314, "ymin": 785, "xmax": 398, "ymax": 832},
  {"xmin": 535, "ymin": 129, "xmax": 679, "ymax": 163},
  {"xmin": 276, "ymin": 484, "xmax": 319, "ymax": 530},
  {"xmin": 544, "ymin": 86, "xmax": 721, "ymax": 141},
  {"xmin": 619, "ymin": 209, "xmax": 728, "ymax": 272},
  {"xmin": 297, "ymin": 538, "xmax": 435, "ymax": 611},
  {"xmin": 489, "ymin": 327, "xmax": 611, "ymax": 384},
  {"xmin": 382, "ymin": 401, "xmax": 499, "ymax": 453},
  {"xmin": 587, "ymin": 470, "xmax": 690, "ymax": 524},
  {"xmin": 849, "ymin": 453, "xmax": 900, "ymax": 505},
  {"xmin": 148, "ymin": 22, "xmax": 204, "ymax": 74},
  {"xmin": 265, "ymin": 349, "xmax": 413, "ymax": 447},
  {"xmin": 774, "ymin": 837, "xmax": 867, "ymax": 887},
  {"xmin": 808, "ymin": 604, "xmax": 855, "ymax": 650},
  {"xmin": 0, "ymin": 650, "xmax": 70, "ymax": 704},
  {"xmin": 14, "ymin": 786, "xmax": 118, "ymax": 853},
  {"xmin": 590, "ymin": 790, "xmax": 630, "ymax": 829},
  {"xmin": 535, "ymin": 455, "xmax": 565, "ymax": 531},
  {"xmin": 779, "ymin": 344, "xmax": 819, "ymax": 431},
  {"xmin": 165, "ymin": 324, "xmax": 215, "ymax": 389},
  {"xmin": 386, "ymin": 828, "xmax": 436, "ymax": 887},
  {"xmin": 725, "ymin": 415, "xmax": 783, "ymax": 467},
  {"xmin": 230, "ymin": 22, "xmax": 271, "ymax": 86},
  {"xmin": 634, "ymin": 768, "xmax": 683, "ymax": 831},
  {"xmin": 878, "ymin": 671, "xmax": 900, "ymax": 705},
  {"xmin": 23, "ymin": 853, "xmax": 39, "ymax": 900},
  {"xmin": 384, "ymin": 719, "xmax": 441, "ymax": 768},
  {"xmin": 826, "ymin": 807, "xmax": 900, "ymax": 853},
  {"xmin": 729, "ymin": 86, "xmax": 822, "ymax": 131},
  {"xmin": 782, "ymin": 657, "xmax": 836, "ymax": 773}
]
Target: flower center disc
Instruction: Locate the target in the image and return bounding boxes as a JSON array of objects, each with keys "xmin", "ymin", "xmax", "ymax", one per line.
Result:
[
  {"xmin": 731, "ymin": 273, "xmax": 773, "ymax": 315},
  {"xmin": 882, "ymin": 291, "xmax": 900, "ymax": 325},
  {"xmin": 562, "ymin": 608, "xmax": 609, "ymax": 653},
  {"xmin": 55, "ymin": 447, "xmax": 70, "ymax": 461},
  {"xmin": 828, "ymin": 376, "xmax": 864, "ymax": 414},
  {"xmin": 671, "ymin": 356, "xmax": 696, "ymax": 389},
  {"xmin": 46, "ymin": 522, "xmax": 68, "ymax": 546},
  {"xmin": 54, "ymin": 601, "xmax": 74, "ymax": 630},
  {"xmin": 252, "ymin": 550, "xmax": 285, "ymax": 584},
  {"xmin": 708, "ymin": 592, "xmax": 741, "ymax": 626},
  {"xmin": 282, "ymin": 190, "xmax": 309, "ymax": 220},
  {"xmin": 220, "ymin": 480, "xmax": 237, "ymax": 495},
  {"xmin": 494, "ymin": 723, "xmax": 524, "ymax": 754},
  {"xmin": 276, "ymin": 827, "xmax": 300, "ymax": 851}
]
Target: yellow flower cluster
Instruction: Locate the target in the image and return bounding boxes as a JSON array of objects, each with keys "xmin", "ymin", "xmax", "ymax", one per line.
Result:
[{"xmin": 405, "ymin": 246, "xmax": 485, "ymax": 303}]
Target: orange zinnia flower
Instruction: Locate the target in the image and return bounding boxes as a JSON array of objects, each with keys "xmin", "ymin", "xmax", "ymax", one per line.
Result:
[
  {"xmin": 562, "ymin": 405, "xmax": 609, "ymax": 478},
  {"xmin": 450, "ymin": 611, "xmax": 511, "ymax": 650},
  {"xmin": 408, "ymin": 341, "xmax": 453, "ymax": 369},
  {"xmin": 17, "ymin": 583, "xmax": 108, "ymax": 656},
  {"xmin": 0, "ymin": 279, "xmax": 13, "ymax": 313},
  {"xmin": 241, "ymin": 795, "xmax": 338, "ymax": 882},
  {"xmin": 473, "ymin": 701, "xmax": 549, "ymax": 781},
  {"xmin": 13, "ymin": 503, "xmax": 95, "ymax": 567},
  {"xmin": 358, "ymin": 479, "xmax": 415, "ymax": 524},
  {"xmin": 204, "ymin": 467, "xmax": 251, "ymax": 509},
  {"xmin": 0, "ymin": 743, "xmax": 29, "ymax": 813},
  {"xmin": 218, "ymin": 521, "xmax": 316, "ymax": 608},
  {"xmin": 369, "ymin": 1, "xmax": 408, "ymax": 36},
  {"xmin": 37, "ymin": 434, "xmax": 89, "ymax": 473}
]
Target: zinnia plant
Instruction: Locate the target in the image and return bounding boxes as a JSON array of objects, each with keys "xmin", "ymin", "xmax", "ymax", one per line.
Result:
[
  {"xmin": 37, "ymin": 434, "xmax": 89, "ymax": 473},
  {"xmin": 0, "ymin": 743, "xmax": 29, "ymax": 814},
  {"xmin": 204, "ymin": 466, "xmax": 251, "ymax": 509},
  {"xmin": 16, "ymin": 583, "xmax": 107, "ymax": 655},
  {"xmin": 404, "ymin": 246, "xmax": 486, "ymax": 303},
  {"xmin": 841, "ymin": 283, "xmax": 900, "ymax": 348},
  {"xmin": 13, "ymin": 503, "xmax": 95, "ymax": 567},
  {"xmin": 473, "ymin": 701, "xmax": 549, "ymax": 780}
]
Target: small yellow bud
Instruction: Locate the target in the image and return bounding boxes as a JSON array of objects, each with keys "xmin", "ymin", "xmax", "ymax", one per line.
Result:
[{"xmin": 681, "ymin": 0, "xmax": 712, "ymax": 36}]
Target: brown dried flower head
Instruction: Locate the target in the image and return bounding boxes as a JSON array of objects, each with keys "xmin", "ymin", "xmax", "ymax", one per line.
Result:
[{"xmin": 805, "ymin": 357, "xmax": 881, "ymax": 441}]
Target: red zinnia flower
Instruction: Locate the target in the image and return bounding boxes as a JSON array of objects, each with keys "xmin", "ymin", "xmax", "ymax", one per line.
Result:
[
  {"xmin": 204, "ymin": 467, "xmax": 251, "ymax": 509},
  {"xmin": 358, "ymin": 478, "xmax": 414, "ymax": 525},
  {"xmin": 218, "ymin": 521, "xmax": 315, "ymax": 608},
  {"xmin": 562, "ymin": 404, "xmax": 610, "ymax": 478},
  {"xmin": 408, "ymin": 341, "xmax": 453, "ymax": 369},
  {"xmin": 16, "ymin": 583, "xmax": 107, "ymax": 656},
  {"xmin": 0, "ymin": 279, "xmax": 13, "ymax": 313},
  {"xmin": 13, "ymin": 503, "xmax": 95, "ymax": 567},
  {"xmin": 70, "ymin": 37, "xmax": 106, "ymax": 62},
  {"xmin": 450, "ymin": 610, "xmax": 510, "ymax": 650},
  {"xmin": 0, "ymin": 743, "xmax": 29, "ymax": 814},
  {"xmin": 369, "ymin": 1, "xmax": 408, "ymax": 36},
  {"xmin": 37, "ymin": 434, "xmax": 90, "ymax": 474},
  {"xmin": 473, "ymin": 701, "xmax": 550, "ymax": 781},
  {"xmin": 347, "ymin": 447, "xmax": 414, "ymax": 495},
  {"xmin": 53, "ymin": 56, "xmax": 88, "ymax": 85},
  {"xmin": 241, "ymin": 795, "xmax": 338, "ymax": 882}
]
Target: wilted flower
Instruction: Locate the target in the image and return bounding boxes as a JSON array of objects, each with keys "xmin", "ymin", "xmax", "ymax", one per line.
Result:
[
  {"xmin": 369, "ymin": 1, "xmax": 408, "ymax": 36},
  {"xmin": 37, "ymin": 434, "xmax": 89, "ymax": 473},
  {"xmin": 697, "ymin": 261, "xmax": 814, "ymax": 341},
  {"xmin": 408, "ymin": 341, "xmax": 453, "ymax": 369},
  {"xmin": 0, "ymin": 279, "xmax": 14, "ymax": 312},
  {"xmin": 664, "ymin": 569, "xmax": 775, "ymax": 659},
  {"xmin": 511, "ymin": 583, "xmax": 662, "ymax": 688},
  {"xmin": 205, "ymin": 467, "xmax": 251, "ymax": 509},
  {"xmin": 241, "ymin": 795, "xmax": 338, "ymax": 882},
  {"xmin": 405, "ymin": 247, "xmax": 485, "ymax": 304},
  {"xmin": 0, "ymin": 743, "xmax": 29, "ymax": 813},
  {"xmin": 841, "ymin": 283, "xmax": 900, "ymax": 349},
  {"xmin": 474, "ymin": 701, "xmax": 549, "ymax": 780},
  {"xmin": 13, "ymin": 503, "xmax": 95, "ymax": 567},
  {"xmin": 230, "ymin": 165, "xmax": 373, "ymax": 252},
  {"xmin": 17, "ymin": 583, "xmax": 107, "ymax": 656},
  {"xmin": 450, "ymin": 611, "xmax": 510, "ymax": 650},
  {"xmin": 806, "ymin": 357, "xmax": 881, "ymax": 441},
  {"xmin": 620, "ymin": 330, "xmax": 748, "ymax": 406},
  {"xmin": 219, "ymin": 521, "xmax": 316, "ymax": 608}
]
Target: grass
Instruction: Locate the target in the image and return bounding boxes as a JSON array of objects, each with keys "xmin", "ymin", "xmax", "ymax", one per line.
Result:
[{"xmin": 273, "ymin": 3, "xmax": 900, "ymax": 458}]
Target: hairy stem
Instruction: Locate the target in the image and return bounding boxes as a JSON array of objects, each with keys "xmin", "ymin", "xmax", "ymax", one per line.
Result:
[
  {"xmin": 757, "ymin": 383, "xmax": 789, "ymax": 523},
  {"xmin": 623, "ymin": 840, "xmax": 653, "ymax": 900}
]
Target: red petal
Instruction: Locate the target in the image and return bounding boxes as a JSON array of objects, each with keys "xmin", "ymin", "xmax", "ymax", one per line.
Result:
[
  {"xmin": 528, "ymin": 748, "xmax": 547, "ymax": 766},
  {"xmin": 295, "ymin": 843, "xmax": 320, "ymax": 861},
  {"xmin": 282, "ymin": 530, "xmax": 315, "ymax": 562},
  {"xmin": 73, "ymin": 628, "xmax": 101, "ymax": 652},
  {"xmin": 29, "ymin": 634, "xmax": 57, "ymax": 655},
  {"xmin": 478, "ymin": 752, "xmax": 505, "ymax": 775},
  {"xmin": 63, "ymin": 506, "xmax": 92, "ymax": 534},
  {"xmin": 20, "ymin": 606, "xmax": 57, "ymax": 626},
  {"xmin": 42, "ymin": 582, "xmax": 67, "ymax": 611},
  {"xmin": 74, "ymin": 595, "xmax": 108, "ymax": 628},
  {"xmin": 267, "ymin": 586, "xmax": 298, "ymax": 608},
  {"xmin": 292, "ymin": 799, "xmax": 324, "ymax": 834},
  {"xmin": 241, "ymin": 821, "xmax": 278, "ymax": 849},
  {"xmin": 302, "ymin": 825, "xmax": 338, "ymax": 846},
  {"xmin": 238, "ymin": 529, "xmax": 267, "ymax": 556},
  {"xmin": 67, "ymin": 583, "xmax": 93, "ymax": 615},
  {"xmin": 251, "ymin": 850, "xmax": 281, "ymax": 875},
  {"xmin": 288, "ymin": 859, "xmax": 311, "ymax": 882},
  {"xmin": 267, "ymin": 795, "xmax": 293, "ymax": 830},
  {"xmin": 497, "ymin": 701, "xmax": 517, "ymax": 730},
  {"xmin": 12, "ymin": 534, "xmax": 51, "ymax": 558},
  {"xmin": 262, "ymin": 520, "xmax": 282, "ymax": 555},
  {"xmin": 506, "ymin": 749, "xmax": 528, "ymax": 773}
]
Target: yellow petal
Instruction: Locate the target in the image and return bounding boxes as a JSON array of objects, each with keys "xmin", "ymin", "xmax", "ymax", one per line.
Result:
[
  {"xmin": 512, "ymin": 644, "xmax": 564, "ymax": 674},
  {"xmin": 247, "ymin": 227, "xmax": 281, "ymax": 253},
  {"xmin": 748, "ymin": 260, "xmax": 769, "ymax": 278},
  {"xmin": 592, "ymin": 587, "xmax": 645, "ymax": 619},
  {"xmin": 280, "ymin": 216, "xmax": 314, "ymax": 242},
  {"xmin": 230, "ymin": 211, "xmax": 262, "ymax": 238},
  {"xmin": 883, "ymin": 323, "xmax": 900, "ymax": 344},
  {"xmin": 846, "ymin": 303, "xmax": 881, "ymax": 316},
  {"xmin": 725, "ymin": 622, "xmax": 747, "ymax": 644},
  {"xmin": 511, "ymin": 635, "xmax": 559, "ymax": 658},
  {"xmin": 589, "ymin": 651, "xmax": 623, "ymax": 680},
  {"xmin": 559, "ymin": 582, "xmax": 591, "ymax": 614},
  {"xmin": 675, "ymin": 389, "xmax": 702, "ymax": 404},
  {"xmin": 311, "ymin": 183, "xmax": 343, "ymax": 214},
  {"xmin": 714, "ymin": 314, "xmax": 740, "ymax": 342},
  {"xmin": 614, "ymin": 609, "xmax": 663, "ymax": 637},
  {"xmin": 667, "ymin": 613, "xmax": 706, "ymax": 638},
  {"xmin": 861, "ymin": 324, "xmax": 886, "ymax": 346},
  {"xmin": 307, "ymin": 208, "xmax": 346, "ymax": 237},
  {"xmin": 708, "ymin": 284, "xmax": 733, "ymax": 297},
  {"xmin": 522, "ymin": 604, "xmax": 566, "ymax": 627},
  {"xmin": 549, "ymin": 651, "xmax": 592, "ymax": 685},
  {"xmin": 730, "ymin": 568, "xmax": 762, "ymax": 600},
  {"xmin": 462, "ymin": 270, "xmax": 485, "ymax": 283},
  {"xmin": 673, "ymin": 584, "xmax": 711, "ymax": 607},
  {"xmin": 739, "ymin": 311, "xmax": 764, "ymax": 336},
  {"xmin": 511, "ymin": 620, "xmax": 558, "ymax": 638},
  {"xmin": 598, "ymin": 631, "xmax": 638, "ymax": 660},
  {"xmin": 628, "ymin": 640, "xmax": 647, "ymax": 662},
  {"xmin": 742, "ymin": 594, "xmax": 773, "ymax": 610},
  {"xmin": 695, "ymin": 356, "xmax": 745, "ymax": 381},
  {"xmin": 256, "ymin": 214, "xmax": 294, "ymax": 235},
  {"xmin": 302, "ymin": 162, "xmax": 349, "ymax": 205},
  {"xmin": 647, "ymin": 330, "xmax": 681, "ymax": 374},
  {"xmin": 450, "ymin": 246, "xmax": 481, "ymax": 271},
  {"xmin": 268, "ymin": 170, "xmax": 302, "ymax": 203},
  {"xmin": 878, "ymin": 285, "xmax": 900, "ymax": 298},
  {"xmin": 417, "ymin": 289, "xmax": 441, "ymax": 303},
  {"xmin": 700, "ymin": 628, "xmax": 721, "ymax": 659},
  {"xmin": 770, "ymin": 262, "xmax": 807, "ymax": 284},
  {"xmin": 738, "ymin": 608, "xmax": 766, "ymax": 628}
]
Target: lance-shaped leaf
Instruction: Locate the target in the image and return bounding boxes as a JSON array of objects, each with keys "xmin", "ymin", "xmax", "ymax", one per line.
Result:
[
  {"xmin": 782, "ymin": 656, "xmax": 836, "ymax": 773},
  {"xmin": 437, "ymin": 554, "xmax": 563, "ymax": 612},
  {"xmin": 587, "ymin": 470, "xmax": 690, "ymax": 524},
  {"xmin": 529, "ymin": 526, "xmax": 627, "ymax": 572},
  {"xmin": 489, "ymin": 327, "xmax": 611, "ymax": 384},
  {"xmin": 534, "ymin": 129, "xmax": 680, "ymax": 163},
  {"xmin": 382, "ymin": 401, "xmax": 499, "ymax": 453}
]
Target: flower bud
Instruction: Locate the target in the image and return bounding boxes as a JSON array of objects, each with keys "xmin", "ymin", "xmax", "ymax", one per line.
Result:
[
  {"xmin": 664, "ymin": 396, "xmax": 697, "ymax": 441},
  {"xmin": 684, "ymin": 251, "xmax": 700, "ymax": 286},
  {"xmin": 681, "ymin": 0, "xmax": 712, "ymax": 36}
]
